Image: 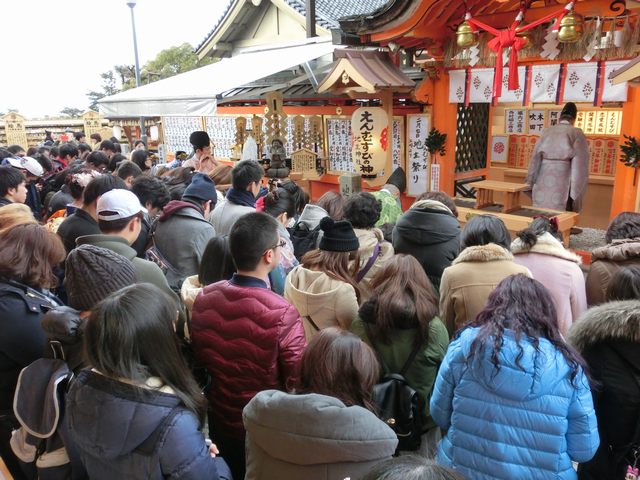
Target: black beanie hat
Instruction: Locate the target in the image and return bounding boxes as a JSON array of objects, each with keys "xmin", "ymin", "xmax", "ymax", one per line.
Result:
[
  {"xmin": 64, "ymin": 244, "xmax": 136, "ymax": 311},
  {"xmin": 183, "ymin": 172, "xmax": 218, "ymax": 205},
  {"xmin": 561, "ymin": 102, "xmax": 578, "ymax": 120},
  {"xmin": 386, "ymin": 166, "xmax": 406, "ymax": 194},
  {"xmin": 319, "ymin": 216, "xmax": 359, "ymax": 252},
  {"xmin": 189, "ymin": 131, "xmax": 210, "ymax": 150}
]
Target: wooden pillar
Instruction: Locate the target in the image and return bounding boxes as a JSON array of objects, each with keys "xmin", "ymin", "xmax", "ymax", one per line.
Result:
[
  {"xmin": 610, "ymin": 86, "xmax": 640, "ymax": 218},
  {"xmin": 431, "ymin": 72, "xmax": 458, "ymax": 195}
]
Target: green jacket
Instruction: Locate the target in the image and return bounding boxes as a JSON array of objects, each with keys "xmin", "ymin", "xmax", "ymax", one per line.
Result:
[
  {"xmin": 76, "ymin": 234, "xmax": 175, "ymax": 299},
  {"xmin": 370, "ymin": 190, "xmax": 403, "ymax": 228},
  {"xmin": 351, "ymin": 315, "xmax": 449, "ymax": 430}
]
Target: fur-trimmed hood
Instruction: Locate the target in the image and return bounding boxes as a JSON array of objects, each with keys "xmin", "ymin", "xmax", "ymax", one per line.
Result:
[
  {"xmin": 567, "ymin": 300, "xmax": 640, "ymax": 352},
  {"xmin": 511, "ymin": 232, "xmax": 581, "ymax": 264},
  {"xmin": 453, "ymin": 243, "xmax": 512, "ymax": 265}
]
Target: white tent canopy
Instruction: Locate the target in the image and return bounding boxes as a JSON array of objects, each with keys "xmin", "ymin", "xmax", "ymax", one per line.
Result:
[{"xmin": 99, "ymin": 38, "xmax": 337, "ymax": 118}]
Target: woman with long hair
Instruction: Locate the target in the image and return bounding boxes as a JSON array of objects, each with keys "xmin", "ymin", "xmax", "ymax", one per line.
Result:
[
  {"xmin": 0, "ymin": 224, "xmax": 64, "ymax": 480},
  {"xmin": 243, "ymin": 328, "xmax": 398, "ymax": 479},
  {"xmin": 351, "ymin": 254, "xmax": 449, "ymax": 457},
  {"xmin": 263, "ymin": 186, "xmax": 300, "ymax": 294},
  {"xmin": 511, "ymin": 216, "xmax": 586, "ymax": 334},
  {"xmin": 0, "ymin": 203, "xmax": 36, "ymax": 236},
  {"xmin": 431, "ymin": 275, "xmax": 599, "ymax": 479},
  {"xmin": 285, "ymin": 216, "xmax": 361, "ymax": 340},
  {"xmin": 65, "ymin": 283, "xmax": 231, "ymax": 480},
  {"xmin": 569, "ymin": 267, "xmax": 640, "ymax": 480},
  {"xmin": 439, "ymin": 214, "xmax": 531, "ymax": 336}
]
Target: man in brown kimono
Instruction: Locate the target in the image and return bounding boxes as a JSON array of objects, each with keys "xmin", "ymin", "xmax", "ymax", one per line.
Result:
[{"xmin": 525, "ymin": 102, "xmax": 589, "ymax": 212}]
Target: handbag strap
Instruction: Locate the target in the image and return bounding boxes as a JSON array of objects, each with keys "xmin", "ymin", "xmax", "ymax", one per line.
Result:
[
  {"xmin": 369, "ymin": 331, "xmax": 423, "ymax": 377},
  {"xmin": 304, "ymin": 315, "xmax": 321, "ymax": 331},
  {"xmin": 356, "ymin": 243, "xmax": 382, "ymax": 283}
]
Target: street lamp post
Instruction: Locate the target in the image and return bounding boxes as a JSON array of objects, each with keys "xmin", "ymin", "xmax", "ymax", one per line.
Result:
[{"xmin": 127, "ymin": 0, "xmax": 146, "ymax": 145}]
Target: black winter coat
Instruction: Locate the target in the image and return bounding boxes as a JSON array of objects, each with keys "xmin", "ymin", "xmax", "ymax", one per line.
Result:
[
  {"xmin": 568, "ymin": 301, "xmax": 640, "ymax": 480},
  {"xmin": 392, "ymin": 206, "xmax": 460, "ymax": 292},
  {"xmin": 0, "ymin": 280, "xmax": 60, "ymax": 412}
]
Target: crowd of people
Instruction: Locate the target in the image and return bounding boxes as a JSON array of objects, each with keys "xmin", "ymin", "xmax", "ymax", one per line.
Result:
[{"xmin": 0, "ymin": 129, "xmax": 638, "ymax": 480}]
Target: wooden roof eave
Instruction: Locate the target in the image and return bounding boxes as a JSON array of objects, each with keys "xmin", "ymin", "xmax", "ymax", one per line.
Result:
[
  {"xmin": 611, "ymin": 55, "xmax": 640, "ymax": 84},
  {"xmin": 344, "ymin": 0, "xmax": 625, "ymax": 44},
  {"xmin": 317, "ymin": 51, "xmax": 415, "ymax": 94},
  {"xmin": 196, "ymin": 0, "xmax": 249, "ymax": 60}
]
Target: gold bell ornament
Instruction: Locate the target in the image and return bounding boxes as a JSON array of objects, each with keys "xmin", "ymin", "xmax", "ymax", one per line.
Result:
[
  {"xmin": 557, "ymin": 11, "xmax": 584, "ymax": 43},
  {"xmin": 516, "ymin": 30, "xmax": 532, "ymax": 50},
  {"xmin": 456, "ymin": 21, "xmax": 478, "ymax": 48}
]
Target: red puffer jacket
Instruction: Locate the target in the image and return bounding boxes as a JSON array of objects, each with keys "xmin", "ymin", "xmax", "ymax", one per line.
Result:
[{"xmin": 191, "ymin": 276, "xmax": 306, "ymax": 440}]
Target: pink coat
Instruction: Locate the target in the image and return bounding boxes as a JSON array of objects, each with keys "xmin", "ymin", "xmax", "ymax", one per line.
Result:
[{"xmin": 511, "ymin": 233, "xmax": 587, "ymax": 335}]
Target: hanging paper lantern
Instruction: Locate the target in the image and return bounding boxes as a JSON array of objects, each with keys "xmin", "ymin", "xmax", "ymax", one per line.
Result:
[
  {"xmin": 351, "ymin": 107, "xmax": 389, "ymax": 177},
  {"xmin": 456, "ymin": 21, "xmax": 478, "ymax": 48},
  {"xmin": 558, "ymin": 11, "xmax": 584, "ymax": 43}
]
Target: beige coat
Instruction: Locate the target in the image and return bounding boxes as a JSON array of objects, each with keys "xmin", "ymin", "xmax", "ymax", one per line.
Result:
[
  {"xmin": 439, "ymin": 243, "xmax": 532, "ymax": 336},
  {"xmin": 352, "ymin": 228, "xmax": 394, "ymax": 287},
  {"xmin": 284, "ymin": 265, "xmax": 358, "ymax": 341},
  {"xmin": 586, "ymin": 238, "xmax": 640, "ymax": 306}
]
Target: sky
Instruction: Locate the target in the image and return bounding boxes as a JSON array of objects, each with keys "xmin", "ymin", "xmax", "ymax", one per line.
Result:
[{"xmin": 0, "ymin": 0, "xmax": 230, "ymax": 118}]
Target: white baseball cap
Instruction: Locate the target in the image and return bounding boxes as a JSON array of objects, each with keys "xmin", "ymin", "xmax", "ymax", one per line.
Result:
[
  {"xmin": 6, "ymin": 156, "xmax": 44, "ymax": 177},
  {"xmin": 97, "ymin": 189, "xmax": 147, "ymax": 221}
]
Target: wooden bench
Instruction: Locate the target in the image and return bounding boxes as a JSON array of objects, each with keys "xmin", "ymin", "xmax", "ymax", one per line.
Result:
[
  {"xmin": 456, "ymin": 204, "xmax": 579, "ymax": 247},
  {"xmin": 468, "ymin": 180, "xmax": 531, "ymax": 214}
]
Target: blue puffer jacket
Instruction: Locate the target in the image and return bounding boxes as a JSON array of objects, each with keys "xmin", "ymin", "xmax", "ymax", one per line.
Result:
[
  {"xmin": 66, "ymin": 370, "xmax": 231, "ymax": 480},
  {"xmin": 430, "ymin": 327, "xmax": 599, "ymax": 479}
]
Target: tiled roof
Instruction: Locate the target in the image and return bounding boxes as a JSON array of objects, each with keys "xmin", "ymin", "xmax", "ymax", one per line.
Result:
[
  {"xmin": 285, "ymin": 0, "xmax": 390, "ymax": 29},
  {"xmin": 195, "ymin": 0, "xmax": 389, "ymax": 53}
]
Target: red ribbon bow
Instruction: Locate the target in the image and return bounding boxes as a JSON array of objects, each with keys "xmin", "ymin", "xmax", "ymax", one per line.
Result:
[{"xmin": 466, "ymin": 5, "xmax": 572, "ymax": 98}]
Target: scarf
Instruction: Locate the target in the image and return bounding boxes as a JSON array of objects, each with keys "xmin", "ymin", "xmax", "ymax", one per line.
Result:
[{"xmin": 226, "ymin": 188, "xmax": 256, "ymax": 208}]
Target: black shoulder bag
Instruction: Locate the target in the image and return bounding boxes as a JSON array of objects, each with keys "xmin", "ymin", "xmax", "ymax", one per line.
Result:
[{"xmin": 371, "ymin": 338, "xmax": 424, "ymax": 451}]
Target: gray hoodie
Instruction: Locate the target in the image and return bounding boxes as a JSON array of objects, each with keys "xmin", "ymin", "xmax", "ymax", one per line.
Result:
[{"xmin": 243, "ymin": 390, "xmax": 397, "ymax": 480}]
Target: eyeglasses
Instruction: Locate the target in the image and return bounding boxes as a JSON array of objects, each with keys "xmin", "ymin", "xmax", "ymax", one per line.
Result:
[
  {"xmin": 271, "ymin": 240, "xmax": 286, "ymax": 250},
  {"xmin": 263, "ymin": 239, "xmax": 286, "ymax": 255}
]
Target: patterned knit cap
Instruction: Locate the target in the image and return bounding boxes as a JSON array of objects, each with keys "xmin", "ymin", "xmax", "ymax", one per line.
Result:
[{"xmin": 64, "ymin": 244, "xmax": 136, "ymax": 311}]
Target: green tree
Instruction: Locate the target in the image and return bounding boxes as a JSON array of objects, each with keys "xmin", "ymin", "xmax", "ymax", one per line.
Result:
[
  {"xmin": 142, "ymin": 43, "xmax": 213, "ymax": 82},
  {"xmin": 87, "ymin": 70, "xmax": 120, "ymax": 111},
  {"xmin": 60, "ymin": 107, "xmax": 84, "ymax": 118}
]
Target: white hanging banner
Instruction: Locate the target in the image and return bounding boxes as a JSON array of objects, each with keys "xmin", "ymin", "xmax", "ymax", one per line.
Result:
[
  {"xmin": 448, "ymin": 70, "xmax": 467, "ymax": 104},
  {"xmin": 530, "ymin": 64, "xmax": 561, "ymax": 103},
  {"xmin": 468, "ymin": 68, "xmax": 495, "ymax": 103},
  {"xmin": 498, "ymin": 66, "xmax": 527, "ymax": 104},
  {"xmin": 406, "ymin": 115, "xmax": 430, "ymax": 197},
  {"xmin": 563, "ymin": 62, "xmax": 598, "ymax": 103},
  {"xmin": 602, "ymin": 60, "xmax": 628, "ymax": 102}
]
